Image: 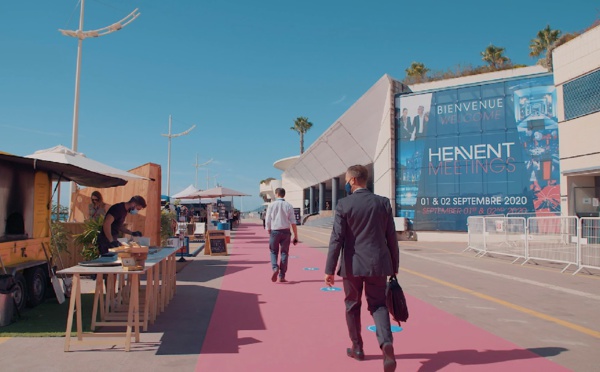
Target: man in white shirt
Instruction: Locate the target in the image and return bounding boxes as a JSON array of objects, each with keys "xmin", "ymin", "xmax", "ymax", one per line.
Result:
[{"xmin": 265, "ymin": 188, "xmax": 298, "ymax": 283}]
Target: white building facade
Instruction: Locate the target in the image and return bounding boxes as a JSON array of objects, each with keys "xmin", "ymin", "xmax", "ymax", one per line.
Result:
[
  {"xmin": 553, "ymin": 25, "xmax": 600, "ymax": 217},
  {"xmin": 266, "ymin": 24, "xmax": 600, "ymax": 232}
]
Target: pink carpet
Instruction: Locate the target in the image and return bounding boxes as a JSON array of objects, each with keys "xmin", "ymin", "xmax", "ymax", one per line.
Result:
[{"xmin": 195, "ymin": 223, "xmax": 569, "ymax": 371}]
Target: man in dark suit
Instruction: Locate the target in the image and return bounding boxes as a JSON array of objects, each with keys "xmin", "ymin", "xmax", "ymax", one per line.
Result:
[
  {"xmin": 398, "ymin": 108, "xmax": 414, "ymax": 141},
  {"xmin": 412, "ymin": 105, "xmax": 428, "ymax": 139},
  {"xmin": 325, "ymin": 165, "xmax": 399, "ymax": 372}
]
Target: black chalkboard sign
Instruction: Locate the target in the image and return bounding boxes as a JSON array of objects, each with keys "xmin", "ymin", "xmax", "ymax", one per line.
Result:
[
  {"xmin": 208, "ymin": 231, "xmax": 228, "ymax": 256},
  {"xmin": 293, "ymin": 208, "xmax": 301, "ymax": 225}
]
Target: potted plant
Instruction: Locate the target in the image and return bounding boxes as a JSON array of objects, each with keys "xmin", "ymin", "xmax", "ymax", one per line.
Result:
[
  {"xmin": 74, "ymin": 216, "xmax": 105, "ymax": 261},
  {"xmin": 160, "ymin": 210, "xmax": 177, "ymax": 246}
]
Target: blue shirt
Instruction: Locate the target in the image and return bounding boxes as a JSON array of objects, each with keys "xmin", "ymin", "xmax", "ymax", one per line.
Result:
[{"xmin": 265, "ymin": 198, "xmax": 296, "ymax": 231}]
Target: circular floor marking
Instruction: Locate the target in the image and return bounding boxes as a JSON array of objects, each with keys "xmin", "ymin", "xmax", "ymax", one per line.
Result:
[{"xmin": 367, "ymin": 325, "xmax": 403, "ymax": 333}]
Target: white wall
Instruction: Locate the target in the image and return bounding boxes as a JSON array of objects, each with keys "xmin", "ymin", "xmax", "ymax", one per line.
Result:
[
  {"xmin": 373, "ymin": 83, "xmax": 395, "ymax": 202},
  {"xmin": 554, "ymin": 24, "xmax": 600, "ymax": 215},
  {"xmin": 281, "ymin": 178, "xmax": 304, "ymax": 213},
  {"xmin": 553, "ymin": 24, "xmax": 600, "ymax": 86}
]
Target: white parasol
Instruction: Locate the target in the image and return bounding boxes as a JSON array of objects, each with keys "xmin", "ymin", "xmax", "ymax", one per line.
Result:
[
  {"xmin": 26, "ymin": 145, "xmax": 150, "ymax": 183},
  {"xmin": 186, "ymin": 186, "xmax": 251, "ymax": 198},
  {"xmin": 171, "ymin": 184, "xmax": 200, "ymax": 199}
]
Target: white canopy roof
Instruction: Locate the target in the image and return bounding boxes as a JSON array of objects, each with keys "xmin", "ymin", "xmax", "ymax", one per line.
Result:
[
  {"xmin": 171, "ymin": 184, "xmax": 199, "ymax": 199},
  {"xmin": 282, "ymin": 74, "xmax": 401, "ymax": 189},
  {"xmin": 26, "ymin": 145, "xmax": 150, "ymax": 182}
]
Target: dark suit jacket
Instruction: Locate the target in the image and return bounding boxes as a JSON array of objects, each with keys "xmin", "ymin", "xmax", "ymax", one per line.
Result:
[
  {"xmin": 325, "ymin": 189, "xmax": 399, "ymax": 277},
  {"xmin": 399, "ymin": 117, "xmax": 413, "ymax": 140},
  {"xmin": 413, "ymin": 114, "xmax": 426, "ymax": 138}
]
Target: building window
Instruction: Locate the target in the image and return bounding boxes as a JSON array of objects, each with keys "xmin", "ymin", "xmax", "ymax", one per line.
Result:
[{"xmin": 563, "ymin": 69, "xmax": 600, "ymax": 120}]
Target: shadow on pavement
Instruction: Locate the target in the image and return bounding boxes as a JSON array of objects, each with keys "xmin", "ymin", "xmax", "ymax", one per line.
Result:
[
  {"xmin": 148, "ymin": 251, "xmax": 267, "ymax": 356},
  {"xmin": 393, "ymin": 347, "xmax": 568, "ymax": 371}
]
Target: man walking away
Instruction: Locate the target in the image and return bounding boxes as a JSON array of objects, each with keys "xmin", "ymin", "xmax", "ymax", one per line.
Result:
[
  {"xmin": 265, "ymin": 188, "xmax": 298, "ymax": 283},
  {"xmin": 324, "ymin": 165, "xmax": 399, "ymax": 372}
]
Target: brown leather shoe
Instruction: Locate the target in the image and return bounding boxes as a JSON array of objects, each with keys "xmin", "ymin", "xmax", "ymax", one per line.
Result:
[
  {"xmin": 382, "ymin": 342, "xmax": 396, "ymax": 372},
  {"xmin": 271, "ymin": 268, "xmax": 279, "ymax": 282},
  {"xmin": 279, "ymin": 277, "xmax": 287, "ymax": 283},
  {"xmin": 346, "ymin": 347, "xmax": 365, "ymax": 361}
]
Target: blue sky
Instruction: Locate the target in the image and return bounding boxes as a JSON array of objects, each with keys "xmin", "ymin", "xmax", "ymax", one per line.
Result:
[{"xmin": 1, "ymin": 0, "xmax": 598, "ymax": 211}]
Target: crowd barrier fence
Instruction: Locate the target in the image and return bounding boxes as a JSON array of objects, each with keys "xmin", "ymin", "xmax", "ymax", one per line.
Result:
[{"xmin": 466, "ymin": 215, "xmax": 600, "ymax": 274}]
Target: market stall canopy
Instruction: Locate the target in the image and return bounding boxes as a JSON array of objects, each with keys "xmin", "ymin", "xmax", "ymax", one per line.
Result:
[
  {"xmin": 26, "ymin": 145, "xmax": 152, "ymax": 183},
  {"xmin": 171, "ymin": 184, "xmax": 217, "ymax": 204},
  {"xmin": 171, "ymin": 184, "xmax": 199, "ymax": 199},
  {"xmin": 0, "ymin": 151, "xmax": 128, "ymax": 188},
  {"xmin": 181, "ymin": 186, "xmax": 250, "ymax": 199},
  {"xmin": 178, "ymin": 198, "xmax": 218, "ymax": 205}
]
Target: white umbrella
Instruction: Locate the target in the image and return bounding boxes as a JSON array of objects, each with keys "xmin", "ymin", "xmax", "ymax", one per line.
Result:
[
  {"xmin": 26, "ymin": 145, "xmax": 151, "ymax": 183},
  {"xmin": 171, "ymin": 185, "xmax": 216, "ymax": 205},
  {"xmin": 171, "ymin": 184, "xmax": 199, "ymax": 199},
  {"xmin": 0, "ymin": 151, "xmax": 126, "ymax": 188},
  {"xmin": 178, "ymin": 198, "xmax": 218, "ymax": 205},
  {"xmin": 186, "ymin": 186, "xmax": 250, "ymax": 198}
]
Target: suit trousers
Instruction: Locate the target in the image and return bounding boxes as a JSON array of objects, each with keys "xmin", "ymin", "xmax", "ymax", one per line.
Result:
[
  {"xmin": 343, "ymin": 275, "xmax": 393, "ymax": 348},
  {"xmin": 269, "ymin": 229, "xmax": 291, "ymax": 277}
]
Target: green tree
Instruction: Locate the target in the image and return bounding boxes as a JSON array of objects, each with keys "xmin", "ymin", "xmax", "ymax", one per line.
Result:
[
  {"xmin": 543, "ymin": 32, "xmax": 580, "ymax": 70},
  {"xmin": 530, "ymin": 25, "xmax": 561, "ymax": 58},
  {"xmin": 290, "ymin": 116, "xmax": 313, "ymax": 154},
  {"xmin": 405, "ymin": 62, "xmax": 430, "ymax": 83},
  {"xmin": 481, "ymin": 44, "xmax": 510, "ymax": 70}
]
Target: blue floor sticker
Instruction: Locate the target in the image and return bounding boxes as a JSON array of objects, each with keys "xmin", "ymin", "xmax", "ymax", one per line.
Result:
[
  {"xmin": 320, "ymin": 287, "xmax": 342, "ymax": 292},
  {"xmin": 289, "ymin": 255, "xmax": 299, "ymax": 259},
  {"xmin": 367, "ymin": 325, "xmax": 403, "ymax": 333},
  {"xmin": 304, "ymin": 267, "xmax": 319, "ymax": 271}
]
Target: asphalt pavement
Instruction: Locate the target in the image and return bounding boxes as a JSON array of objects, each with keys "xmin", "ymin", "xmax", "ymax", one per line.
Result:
[{"xmin": 0, "ymin": 218, "xmax": 598, "ymax": 371}]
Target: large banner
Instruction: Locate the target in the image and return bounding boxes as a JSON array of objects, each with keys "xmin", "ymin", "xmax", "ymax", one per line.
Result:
[{"xmin": 395, "ymin": 75, "xmax": 560, "ymax": 231}]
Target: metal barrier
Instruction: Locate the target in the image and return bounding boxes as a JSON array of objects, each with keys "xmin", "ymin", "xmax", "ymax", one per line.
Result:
[
  {"xmin": 575, "ymin": 217, "xmax": 600, "ymax": 275},
  {"xmin": 506, "ymin": 211, "xmax": 557, "ymax": 219},
  {"xmin": 466, "ymin": 216, "xmax": 485, "ymax": 254},
  {"xmin": 524, "ymin": 216, "xmax": 579, "ymax": 272},
  {"xmin": 466, "ymin": 215, "xmax": 600, "ymax": 275},
  {"xmin": 479, "ymin": 217, "xmax": 527, "ymax": 263},
  {"xmin": 467, "ymin": 216, "xmax": 527, "ymax": 262}
]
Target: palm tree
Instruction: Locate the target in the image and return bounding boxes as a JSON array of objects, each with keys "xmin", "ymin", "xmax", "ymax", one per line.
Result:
[
  {"xmin": 405, "ymin": 62, "xmax": 429, "ymax": 83},
  {"xmin": 290, "ymin": 116, "xmax": 313, "ymax": 154},
  {"xmin": 544, "ymin": 32, "xmax": 580, "ymax": 70},
  {"xmin": 530, "ymin": 25, "xmax": 561, "ymax": 58},
  {"xmin": 481, "ymin": 44, "xmax": 510, "ymax": 70}
]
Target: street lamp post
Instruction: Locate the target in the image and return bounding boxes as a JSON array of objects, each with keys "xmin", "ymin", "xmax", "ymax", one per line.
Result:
[
  {"xmin": 161, "ymin": 115, "xmax": 196, "ymax": 198},
  {"xmin": 59, "ymin": 1, "xmax": 140, "ymax": 210},
  {"xmin": 193, "ymin": 155, "xmax": 213, "ymax": 189}
]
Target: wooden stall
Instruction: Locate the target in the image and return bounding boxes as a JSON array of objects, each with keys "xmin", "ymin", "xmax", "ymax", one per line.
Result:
[{"xmin": 69, "ymin": 163, "xmax": 162, "ymax": 247}]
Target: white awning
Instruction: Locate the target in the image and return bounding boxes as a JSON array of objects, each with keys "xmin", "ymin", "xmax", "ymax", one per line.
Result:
[{"xmin": 282, "ymin": 74, "xmax": 398, "ymax": 189}]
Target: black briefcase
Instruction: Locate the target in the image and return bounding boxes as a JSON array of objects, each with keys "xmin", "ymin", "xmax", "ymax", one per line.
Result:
[{"xmin": 386, "ymin": 275, "xmax": 409, "ymax": 324}]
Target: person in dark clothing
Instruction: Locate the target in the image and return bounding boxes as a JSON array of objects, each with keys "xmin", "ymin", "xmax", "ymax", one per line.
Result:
[
  {"xmin": 324, "ymin": 165, "xmax": 399, "ymax": 372},
  {"xmin": 97, "ymin": 195, "xmax": 147, "ymax": 255}
]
